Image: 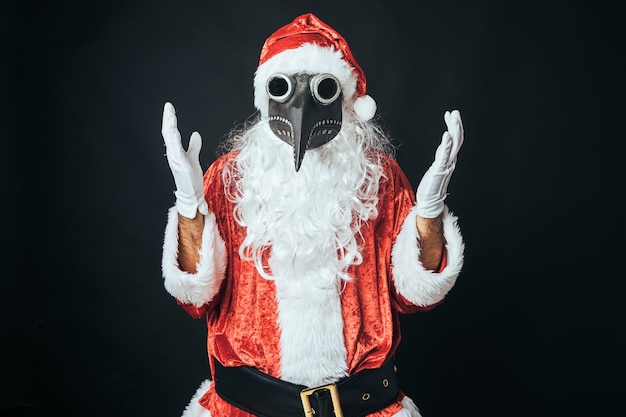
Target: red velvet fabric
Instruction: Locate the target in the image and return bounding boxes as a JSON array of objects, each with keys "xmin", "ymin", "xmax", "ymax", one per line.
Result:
[{"xmin": 178, "ymin": 152, "xmax": 445, "ymax": 416}]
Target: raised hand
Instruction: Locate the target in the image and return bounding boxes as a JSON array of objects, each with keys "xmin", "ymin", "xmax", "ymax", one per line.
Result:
[
  {"xmin": 161, "ymin": 102, "xmax": 208, "ymax": 218},
  {"xmin": 415, "ymin": 110, "xmax": 464, "ymax": 218}
]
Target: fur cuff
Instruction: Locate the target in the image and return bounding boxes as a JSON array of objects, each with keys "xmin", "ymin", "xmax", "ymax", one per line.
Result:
[
  {"xmin": 391, "ymin": 205, "xmax": 464, "ymax": 307},
  {"xmin": 162, "ymin": 206, "xmax": 227, "ymax": 307},
  {"xmin": 181, "ymin": 380, "xmax": 212, "ymax": 417},
  {"xmin": 395, "ymin": 395, "xmax": 423, "ymax": 417}
]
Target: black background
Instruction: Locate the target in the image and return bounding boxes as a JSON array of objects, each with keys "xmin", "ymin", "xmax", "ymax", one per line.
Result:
[{"xmin": 2, "ymin": 0, "xmax": 625, "ymax": 416}]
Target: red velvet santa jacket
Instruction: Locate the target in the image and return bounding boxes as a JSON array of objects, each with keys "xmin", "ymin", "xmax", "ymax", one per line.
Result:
[{"xmin": 161, "ymin": 152, "xmax": 464, "ymax": 416}]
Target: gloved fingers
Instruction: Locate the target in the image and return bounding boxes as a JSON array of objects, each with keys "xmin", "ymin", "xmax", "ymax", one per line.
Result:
[
  {"xmin": 161, "ymin": 102, "xmax": 179, "ymax": 139},
  {"xmin": 433, "ymin": 131, "xmax": 453, "ymax": 170},
  {"xmin": 445, "ymin": 110, "xmax": 464, "ymax": 162},
  {"xmin": 188, "ymin": 131, "xmax": 203, "ymax": 161},
  {"xmin": 162, "ymin": 102, "xmax": 184, "ymax": 156}
]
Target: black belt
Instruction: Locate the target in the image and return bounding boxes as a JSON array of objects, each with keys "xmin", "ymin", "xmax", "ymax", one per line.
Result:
[{"xmin": 214, "ymin": 359, "xmax": 399, "ymax": 417}]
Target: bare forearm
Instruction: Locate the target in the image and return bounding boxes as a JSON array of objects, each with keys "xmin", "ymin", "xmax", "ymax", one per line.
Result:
[
  {"xmin": 177, "ymin": 212, "xmax": 204, "ymax": 273},
  {"xmin": 415, "ymin": 214, "xmax": 444, "ymax": 271}
]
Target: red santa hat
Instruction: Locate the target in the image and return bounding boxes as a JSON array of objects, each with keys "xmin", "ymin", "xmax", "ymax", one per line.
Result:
[{"xmin": 253, "ymin": 13, "xmax": 377, "ymax": 121}]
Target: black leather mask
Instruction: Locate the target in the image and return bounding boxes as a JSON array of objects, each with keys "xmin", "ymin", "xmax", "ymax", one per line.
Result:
[{"xmin": 267, "ymin": 73, "xmax": 342, "ymax": 171}]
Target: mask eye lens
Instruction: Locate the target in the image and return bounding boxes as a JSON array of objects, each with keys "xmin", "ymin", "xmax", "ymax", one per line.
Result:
[
  {"xmin": 267, "ymin": 74, "xmax": 292, "ymax": 102},
  {"xmin": 311, "ymin": 74, "xmax": 341, "ymax": 105}
]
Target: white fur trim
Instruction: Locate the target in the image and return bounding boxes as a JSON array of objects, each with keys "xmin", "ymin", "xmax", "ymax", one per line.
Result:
[
  {"xmin": 180, "ymin": 379, "xmax": 212, "ymax": 417},
  {"xmin": 162, "ymin": 206, "xmax": 228, "ymax": 307},
  {"xmin": 254, "ymin": 43, "xmax": 359, "ymax": 119},
  {"xmin": 354, "ymin": 95, "xmax": 377, "ymax": 121},
  {"xmin": 274, "ymin": 277, "xmax": 349, "ymax": 387},
  {"xmin": 391, "ymin": 205, "xmax": 464, "ymax": 307},
  {"xmin": 392, "ymin": 395, "xmax": 423, "ymax": 417}
]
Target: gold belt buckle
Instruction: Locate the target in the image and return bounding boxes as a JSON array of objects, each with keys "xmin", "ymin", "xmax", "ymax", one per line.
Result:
[{"xmin": 300, "ymin": 383, "xmax": 344, "ymax": 417}]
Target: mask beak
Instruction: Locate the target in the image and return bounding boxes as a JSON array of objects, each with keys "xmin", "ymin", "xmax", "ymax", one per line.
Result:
[
  {"xmin": 286, "ymin": 106, "xmax": 306, "ymax": 172},
  {"xmin": 268, "ymin": 99, "xmax": 311, "ymax": 172}
]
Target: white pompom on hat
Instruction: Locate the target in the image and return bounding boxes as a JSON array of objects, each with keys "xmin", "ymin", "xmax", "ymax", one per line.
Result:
[{"xmin": 253, "ymin": 13, "xmax": 377, "ymax": 122}]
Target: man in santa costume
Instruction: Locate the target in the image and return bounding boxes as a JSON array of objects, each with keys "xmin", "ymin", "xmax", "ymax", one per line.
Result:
[{"xmin": 160, "ymin": 13, "xmax": 464, "ymax": 417}]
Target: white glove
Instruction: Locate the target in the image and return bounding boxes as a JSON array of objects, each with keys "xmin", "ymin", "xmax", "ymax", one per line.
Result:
[
  {"xmin": 161, "ymin": 102, "xmax": 208, "ymax": 218},
  {"xmin": 416, "ymin": 110, "xmax": 464, "ymax": 218}
]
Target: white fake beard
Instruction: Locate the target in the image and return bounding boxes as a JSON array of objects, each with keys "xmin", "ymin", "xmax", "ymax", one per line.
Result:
[
  {"xmin": 223, "ymin": 117, "xmax": 388, "ymax": 385},
  {"xmin": 224, "ymin": 120, "xmax": 383, "ymax": 290}
]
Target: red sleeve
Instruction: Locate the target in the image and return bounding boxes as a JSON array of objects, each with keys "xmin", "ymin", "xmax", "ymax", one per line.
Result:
[{"xmin": 177, "ymin": 299, "xmax": 210, "ymax": 319}]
